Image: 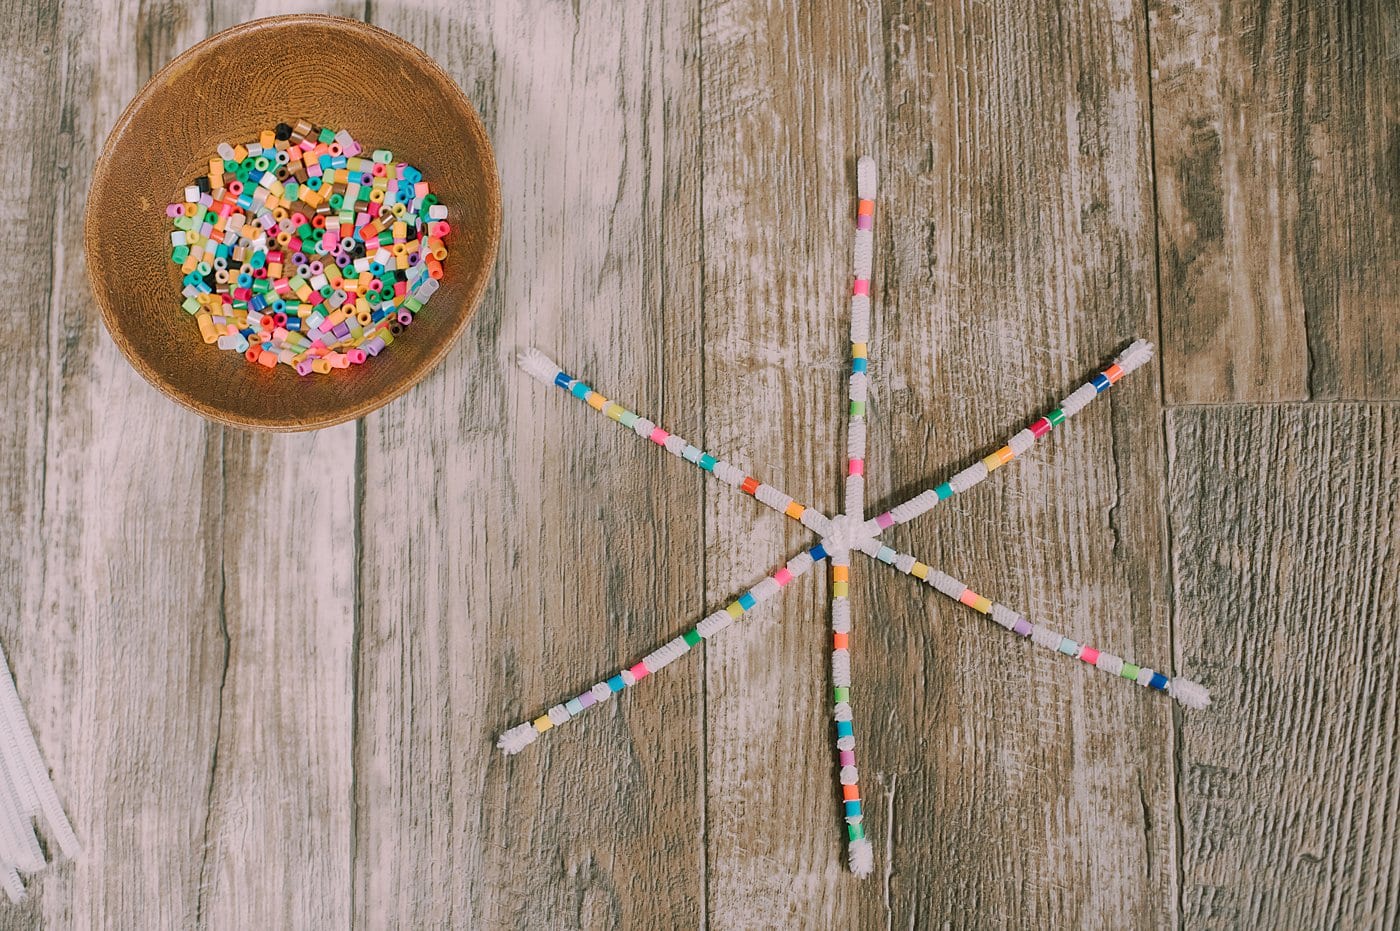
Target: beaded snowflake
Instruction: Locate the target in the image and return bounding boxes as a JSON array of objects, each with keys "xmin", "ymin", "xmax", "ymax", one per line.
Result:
[{"xmin": 498, "ymin": 157, "xmax": 1209, "ymax": 877}]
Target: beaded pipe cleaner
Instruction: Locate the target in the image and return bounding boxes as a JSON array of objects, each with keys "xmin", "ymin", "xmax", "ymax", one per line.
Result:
[{"xmin": 500, "ymin": 157, "xmax": 1210, "ymax": 877}]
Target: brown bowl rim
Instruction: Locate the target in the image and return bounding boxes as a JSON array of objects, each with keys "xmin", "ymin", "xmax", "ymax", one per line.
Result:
[{"xmin": 84, "ymin": 13, "xmax": 502, "ymax": 432}]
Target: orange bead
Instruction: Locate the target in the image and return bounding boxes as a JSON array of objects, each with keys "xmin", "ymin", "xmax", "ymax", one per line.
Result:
[{"xmin": 833, "ymin": 632, "xmax": 848, "ymax": 650}]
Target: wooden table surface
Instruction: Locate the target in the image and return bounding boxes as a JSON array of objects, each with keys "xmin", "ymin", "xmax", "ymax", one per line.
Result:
[{"xmin": 1, "ymin": 0, "xmax": 1395, "ymax": 928}]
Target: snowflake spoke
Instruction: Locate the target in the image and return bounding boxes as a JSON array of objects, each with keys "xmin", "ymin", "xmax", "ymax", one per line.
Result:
[
  {"xmin": 843, "ymin": 157, "xmax": 877, "ymax": 523},
  {"xmin": 519, "ymin": 349, "xmax": 832, "ymax": 536},
  {"xmin": 860, "ymin": 340, "xmax": 1157, "ymax": 538},
  {"xmin": 876, "ymin": 547, "xmax": 1211, "ymax": 709},
  {"xmin": 498, "ymin": 542, "xmax": 832, "ymax": 755},
  {"xmin": 827, "ymin": 555, "xmax": 874, "ymax": 875}
]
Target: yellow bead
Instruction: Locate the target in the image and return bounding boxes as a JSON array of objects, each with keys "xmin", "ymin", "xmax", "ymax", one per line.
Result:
[
  {"xmin": 533, "ymin": 715, "xmax": 554, "ymax": 733},
  {"xmin": 911, "ymin": 562, "xmax": 929, "ymax": 580},
  {"xmin": 971, "ymin": 595, "xmax": 992, "ymax": 614},
  {"xmin": 833, "ymin": 581, "xmax": 849, "ymax": 598},
  {"xmin": 852, "ymin": 342, "xmax": 868, "ymax": 359},
  {"xmin": 726, "ymin": 602, "xmax": 744, "ymax": 618},
  {"xmin": 606, "ymin": 403, "xmax": 625, "ymax": 421}
]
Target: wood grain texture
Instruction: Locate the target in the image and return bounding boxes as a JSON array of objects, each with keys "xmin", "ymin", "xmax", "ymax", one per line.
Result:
[
  {"xmin": 354, "ymin": 1, "xmax": 705, "ymax": 927},
  {"xmin": 0, "ymin": 0, "xmax": 227, "ymax": 926},
  {"xmin": 698, "ymin": 1, "xmax": 1177, "ymax": 927},
  {"xmin": 0, "ymin": 0, "xmax": 1394, "ymax": 928},
  {"xmin": 872, "ymin": 1, "xmax": 1178, "ymax": 926},
  {"xmin": 697, "ymin": 2, "xmax": 883, "ymax": 926},
  {"xmin": 1168, "ymin": 403, "xmax": 1400, "ymax": 929},
  {"xmin": 1150, "ymin": 0, "xmax": 1400, "ymax": 404}
]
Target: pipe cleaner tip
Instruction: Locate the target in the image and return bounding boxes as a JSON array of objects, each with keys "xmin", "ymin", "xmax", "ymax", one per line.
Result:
[
  {"xmin": 517, "ymin": 348, "xmax": 563, "ymax": 385},
  {"xmin": 1114, "ymin": 339, "xmax": 1155, "ymax": 374},
  {"xmin": 1168, "ymin": 677, "xmax": 1211, "ymax": 710},
  {"xmin": 856, "ymin": 157, "xmax": 877, "ymax": 199},
  {"xmin": 497, "ymin": 723, "xmax": 539, "ymax": 755},
  {"xmin": 848, "ymin": 838, "xmax": 875, "ymax": 877}
]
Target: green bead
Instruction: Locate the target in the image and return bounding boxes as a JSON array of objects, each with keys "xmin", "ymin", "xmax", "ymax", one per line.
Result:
[
  {"xmin": 833, "ymin": 687, "xmax": 849, "ymax": 703},
  {"xmin": 683, "ymin": 629, "xmax": 702, "ymax": 647},
  {"xmin": 1120, "ymin": 662, "xmax": 1139, "ymax": 680},
  {"xmin": 181, "ymin": 297, "xmax": 201, "ymax": 314},
  {"xmin": 850, "ymin": 401, "xmax": 866, "ymax": 417},
  {"xmin": 171, "ymin": 246, "xmax": 189, "ymax": 263},
  {"xmin": 318, "ymin": 127, "xmax": 336, "ymax": 144},
  {"xmin": 1047, "ymin": 408, "xmax": 1066, "ymax": 425},
  {"xmin": 403, "ymin": 298, "xmax": 423, "ymax": 312},
  {"xmin": 847, "ymin": 823, "xmax": 865, "ymax": 841}
]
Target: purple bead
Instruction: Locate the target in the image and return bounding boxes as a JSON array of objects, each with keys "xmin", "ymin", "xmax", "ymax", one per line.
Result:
[
  {"xmin": 857, "ymin": 214, "xmax": 873, "ymax": 230},
  {"xmin": 578, "ymin": 691, "xmax": 596, "ymax": 709},
  {"xmin": 1013, "ymin": 618, "xmax": 1033, "ymax": 637}
]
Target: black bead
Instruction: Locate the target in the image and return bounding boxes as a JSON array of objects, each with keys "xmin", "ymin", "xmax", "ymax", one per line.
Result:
[
  {"xmin": 194, "ymin": 176, "xmax": 210, "ymax": 193},
  {"xmin": 274, "ymin": 123, "xmax": 292, "ymax": 140}
]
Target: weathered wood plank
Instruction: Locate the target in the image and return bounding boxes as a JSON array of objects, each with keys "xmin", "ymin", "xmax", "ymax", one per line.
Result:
[
  {"xmin": 696, "ymin": 1, "xmax": 887, "ymax": 926},
  {"xmin": 874, "ymin": 1, "xmax": 1181, "ymax": 926},
  {"xmin": 157, "ymin": 3, "xmax": 362, "ymax": 929},
  {"xmin": 1168, "ymin": 403, "xmax": 1400, "ymax": 929},
  {"xmin": 701, "ymin": 0, "xmax": 1179, "ymax": 925},
  {"xmin": 355, "ymin": 2, "xmax": 705, "ymax": 927},
  {"xmin": 0, "ymin": 0, "xmax": 227, "ymax": 926},
  {"xmin": 1149, "ymin": 0, "xmax": 1400, "ymax": 403}
]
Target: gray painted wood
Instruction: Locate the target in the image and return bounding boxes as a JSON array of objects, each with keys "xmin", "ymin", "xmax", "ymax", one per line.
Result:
[
  {"xmin": 1150, "ymin": 0, "xmax": 1399, "ymax": 403},
  {"xmin": 1168, "ymin": 404, "xmax": 1399, "ymax": 929},
  {"xmin": 0, "ymin": 0, "xmax": 1391, "ymax": 927}
]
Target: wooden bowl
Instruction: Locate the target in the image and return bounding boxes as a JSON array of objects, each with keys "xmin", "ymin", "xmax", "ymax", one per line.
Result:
[{"xmin": 86, "ymin": 15, "xmax": 500, "ymax": 431}]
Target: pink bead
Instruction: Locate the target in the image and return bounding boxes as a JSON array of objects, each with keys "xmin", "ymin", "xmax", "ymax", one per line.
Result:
[
  {"xmin": 856, "ymin": 214, "xmax": 872, "ymax": 230},
  {"xmin": 852, "ymin": 278, "xmax": 870, "ymax": 296},
  {"xmin": 630, "ymin": 662, "xmax": 649, "ymax": 680},
  {"xmin": 774, "ymin": 568, "xmax": 793, "ymax": 587},
  {"xmin": 848, "ymin": 458, "xmax": 864, "ymax": 476},
  {"xmin": 839, "ymin": 750, "xmax": 856, "ymax": 766},
  {"xmin": 1030, "ymin": 417, "xmax": 1052, "ymax": 438},
  {"xmin": 1080, "ymin": 646, "xmax": 1099, "ymax": 665},
  {"xmin": 649, "ymin": 427, "xmax": 669, "ymax": 446},
  {"xmin": 875, "ymin": 512, "xmax": 895, "ymax": 530}
]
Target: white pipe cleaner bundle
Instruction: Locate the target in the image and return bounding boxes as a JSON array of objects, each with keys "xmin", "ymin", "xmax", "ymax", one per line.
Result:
[
  {"xmin": 0, "ymin": 641, "xmax": 78, "ymax": 900},
  {"xmin": 500, "ymin": 157, "xmax": 1209, "ymax": 877}
]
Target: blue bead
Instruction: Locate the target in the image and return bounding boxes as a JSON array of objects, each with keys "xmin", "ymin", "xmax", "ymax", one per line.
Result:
[
  {"xmin": 699, "ymin": 454, "xmax": 717, "ymax": 472},
  {"xmin": 1058, "ymin": 638, "xmax": 1078, "ymax": 656},
  {"xmin": 683, "ymin": 445, "xmax": 703, "ymax": 463},
  {"xmin": 844, "ymin": 800, "xmax": 862, "ymax": 818},
  {"xmin": 1149, "ymin": 672, "xmax": 1169, "ymax": 691},
  {"xmin": 738, "ymin": 592, "xmax": 756, "ymax": 610},
  {"xmin": 607, "ymin": 675, "xmax": 625, "ymax": 692},
  {"xmin": 851, "ymin": 357, "xmax": 867, "ymax": 373},
  {"xmin": 1092, "ymin": 373, "xmax": 1111, "ymax": 393},
  {"xmin": 836, "ymin": 720, "xmax": 854, "ymax": 738},
  {"xmin": 877, "ymin": 547, "xmax": 896, "ymax": 564},
  {"xmin": 553, "ymin": 372, "xmax": 570, "ymax": 389},
  {"xmin": 810, "ymin": 543, "xmax": 828, "ymax": 562},
  {"xmin": 570, "ymin": 382, "xmax": 590, "ymax": 399},
  {"xmin": 935, "ymin": 482, "xmax": 954, "ymax": 500}
]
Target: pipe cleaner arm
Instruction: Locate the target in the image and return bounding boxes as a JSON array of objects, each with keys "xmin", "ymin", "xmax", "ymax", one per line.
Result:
[
  {"xmin": 518, "ymin": 349, "xmax": 833, "ymax": 537},
  {"xmin": 497, "ymin": 539, "xmax": 832, "ymax": 755},
  {"xmin": 859, "ymin": 340, "xmax": 1157, "ymax": 538},
  {"xmin": 848, "ymin": 537, "xmax": 1210, "ymax": 709}
]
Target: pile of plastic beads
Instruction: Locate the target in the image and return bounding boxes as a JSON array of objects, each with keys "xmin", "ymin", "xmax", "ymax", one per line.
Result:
[{"xmin": 166, "ymin": 120, "xmax": 449, "ymax": 374}]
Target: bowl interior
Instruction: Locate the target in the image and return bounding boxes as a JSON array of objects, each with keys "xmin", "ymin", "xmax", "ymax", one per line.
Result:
[{"xmin": 86, "ymin": 15, "xmax": 500, "ymax": 431}]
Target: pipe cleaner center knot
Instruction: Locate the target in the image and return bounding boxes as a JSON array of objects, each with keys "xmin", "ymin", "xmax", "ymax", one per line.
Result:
[{"xmin": 827, "ymin": 513, "xmax": 876, "ymax": 557}]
